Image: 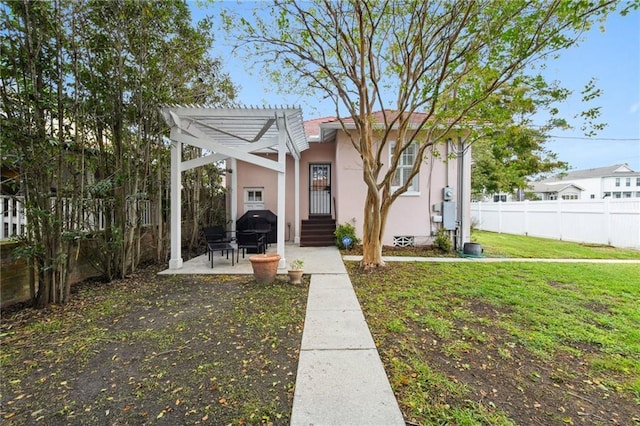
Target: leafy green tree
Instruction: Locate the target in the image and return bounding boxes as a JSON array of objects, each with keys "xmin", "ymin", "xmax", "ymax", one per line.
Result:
[
  {"xmin": 471, "ymin": 128, "xmax": 568, "ymax": 199},
  {"xmin": 72, "ymin": 0, "xmax": 236, "ymax": 279},
  {"xmin": 1, "ymin": 0, "xmax": 79, "ymax": 306},
  {"xmin": 1, "ymin": 0, "xmax": 236, "ymax": 306},
  {"xmin": 469, "ymin": 79, "xmax": 573, "ymax": 198},
  {"xmin": 224, "ymin": 0, "xmax": 628, "ymax": 269}
]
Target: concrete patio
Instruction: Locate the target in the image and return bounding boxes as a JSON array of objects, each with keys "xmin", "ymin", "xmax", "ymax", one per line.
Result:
[{"xmin": 158, "ymin": 243, "xmax": 348, "ymax": 275}]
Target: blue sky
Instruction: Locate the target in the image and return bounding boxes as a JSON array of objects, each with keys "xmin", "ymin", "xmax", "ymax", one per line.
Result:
[
  {"xmin": 538, "ymin": 10, "xmax": 640, "ymax": 172},
  {"xmin": 193, "ymin": 2, "xmax": 640, "ymax": 172}
]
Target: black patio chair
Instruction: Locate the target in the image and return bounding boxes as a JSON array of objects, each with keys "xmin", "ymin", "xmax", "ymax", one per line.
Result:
[
  {"xmin": 236, "ymin": 230, "xmax": 265, "ymax": 262},
  {"xmin": 202, "ymin": 225, "xmax": 232, "ymax": 260},
  {"xmin": 251, "ymin": 217, "xmax": 272, "ymax": 247}
]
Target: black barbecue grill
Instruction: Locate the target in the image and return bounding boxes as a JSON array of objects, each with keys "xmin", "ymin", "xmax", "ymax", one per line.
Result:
[{"xmin": 236, "ymin": 210, "xmax": 277, "ymax": 245}]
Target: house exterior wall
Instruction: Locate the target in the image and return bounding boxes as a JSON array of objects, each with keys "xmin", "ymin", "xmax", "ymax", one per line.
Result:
[
  {"xmin": 548, "ymin": 176, "xmax": 600, "ymax": 199},
  {"xmin": 577, "ymin": 177, "xmax": 603, "ymax": 198},
  {"xmin": 234, "ymin": 154, "xmax": 279, "ymax": 214},
  {"xmin": 604, "ymin": 175, "xmax": 640, "ymax": 198},
  {"xmin": 334, "ymin": 129, "xmax": 470, "ymax": 246},
  {"xmin": 557, "ymin": 186, "xmax": 581, "ymax": 200},
  {"xmin": 550, "ymin": 176, "xmax": 640, "ymax": 199},
  {"xmin": 232, "ymin": 142, "xmax": 337, "ymax": 240},
  {"xmin": 541, "ymin": 167, "xmax": 640, "ymax": 200},
  {"xmin": 232, "ymin": 128, "xmax": 472, "ymax": 248}
]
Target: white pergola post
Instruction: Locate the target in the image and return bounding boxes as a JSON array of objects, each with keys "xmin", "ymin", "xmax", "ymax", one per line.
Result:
[
  {"xmin": 294, "ymin": 157, "xmax": 301, "ymax": 244},
  {"xmin": 277, "ymin": 115, "xmax": 287, "ymax": 268},
  {"xmin": 169, "ymin": 139, "xmax": 183, "ymax": 269},
  {"xmin": 230, "ymin": 158, "xmax": 238, "ymax": 234}
]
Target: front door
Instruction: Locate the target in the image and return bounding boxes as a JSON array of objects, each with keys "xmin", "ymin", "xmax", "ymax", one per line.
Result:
[{"xmin": 309, "ymin": 163, "xmax": 331, "ymax": 216}]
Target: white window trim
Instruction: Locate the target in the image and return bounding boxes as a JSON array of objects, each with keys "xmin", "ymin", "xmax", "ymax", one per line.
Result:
[
  {"xmin": 389, "ymin": 141, "xmax": 420, "ymax": 195},
  {"xmin": 244, "ymin": 187, "xmax": 264, "ymax": 203}
]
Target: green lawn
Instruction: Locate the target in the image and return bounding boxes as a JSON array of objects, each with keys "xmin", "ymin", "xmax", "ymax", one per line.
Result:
[
  {"xmin": 472, "ymin": 230, "xmax": 640, "ymax": 259},
  {"xmin": 350, "ymin": 261, "xmax": 640, "ymax": 425}
]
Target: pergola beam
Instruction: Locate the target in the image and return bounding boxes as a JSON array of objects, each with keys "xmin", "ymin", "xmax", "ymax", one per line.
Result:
[
  {"xmin": 180, "ymin": 136, "xmax": 281, "ymax": 172},
  {"xmin": 170, "ymin": 130, "xmax": 284, "ymax": 173}
]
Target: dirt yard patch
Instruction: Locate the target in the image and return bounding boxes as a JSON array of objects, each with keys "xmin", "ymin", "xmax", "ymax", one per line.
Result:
[{"xmin": 0, "ymin": 267, "xmax": 308, "ymax": 425}]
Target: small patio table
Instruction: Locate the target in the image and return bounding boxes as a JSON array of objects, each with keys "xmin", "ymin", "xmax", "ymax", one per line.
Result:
[{"xmin": 207, "ymin": 242, "xmax": 235, "ymax": 267}]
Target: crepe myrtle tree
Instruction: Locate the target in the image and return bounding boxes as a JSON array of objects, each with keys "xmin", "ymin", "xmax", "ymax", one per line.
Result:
[{"xmin": 223, "ymin": 0, "xmax": 630, "ymax": 269}]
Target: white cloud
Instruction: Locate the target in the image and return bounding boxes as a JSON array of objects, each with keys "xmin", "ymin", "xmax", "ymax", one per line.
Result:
[{"xmin": 630, "ymin": 102, "xmax": 640, "ymax": 114}]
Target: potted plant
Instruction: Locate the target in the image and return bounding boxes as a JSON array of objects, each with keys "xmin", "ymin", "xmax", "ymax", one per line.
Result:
[
  {"xmin": 287, "ymin": 259, "xmax": 304, "ymax": 284},
  {"xmin": 249, "ymin": 253, "xmax": 281, "ymax": 284}
]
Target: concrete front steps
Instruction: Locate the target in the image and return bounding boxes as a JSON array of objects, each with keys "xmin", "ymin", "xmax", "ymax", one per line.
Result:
[{"xmin": 300, "ymin": 216, "xmax": 336, "ymax": 247}]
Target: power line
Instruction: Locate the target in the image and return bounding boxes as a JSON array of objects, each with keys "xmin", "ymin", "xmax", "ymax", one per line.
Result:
[{"xmin": 545, "ymin": 135, "xmax": 640, "ymax": 141}]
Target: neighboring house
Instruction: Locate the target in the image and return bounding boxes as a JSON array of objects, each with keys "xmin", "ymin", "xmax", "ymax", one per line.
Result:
[
  {"xmin": 160, "ymin": 106, "xmax": 472, "ymax": 269},
  {"xmin": 527, "ymin": 182, "xmax": 585, "ymax": 200},
  {"xmin": 233, "ymin": 110, "xmax": 472, "ymax": 248},
  {"xmin": 533, "ymin": 164, "xmax": 640, "ymax": 200}
]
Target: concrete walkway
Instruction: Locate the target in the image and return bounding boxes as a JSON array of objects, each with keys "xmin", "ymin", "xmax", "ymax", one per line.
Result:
[{"xmin": 290, "ymin": 271, "xmax": 405, "ymax": 425}]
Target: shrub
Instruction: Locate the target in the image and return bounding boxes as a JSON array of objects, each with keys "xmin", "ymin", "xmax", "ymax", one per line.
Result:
[
  {"xmin": 434, "ymin": 227, "xmax": 452, "ymax": 252},
  {"xmin": 335, "ymin": 222, "xmax": 360, "ymax": 249}
]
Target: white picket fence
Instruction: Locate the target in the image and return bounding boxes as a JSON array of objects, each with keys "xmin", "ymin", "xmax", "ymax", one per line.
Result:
[
  {"xmin": 471, "ymin": 199, "xmax": 640, "ymax": 249},
  {"xmin": 1, "ymin": 195, "xmax": 152, "ymax": 240}
]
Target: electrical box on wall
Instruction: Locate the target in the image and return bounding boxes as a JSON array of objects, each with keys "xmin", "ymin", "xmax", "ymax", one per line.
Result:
[
  {"xmin": 443, "ymin": 186, "xmax": 454, "ymax": 201},
  {"xmin": 442, "ymin": 201, "xmax": 456, "ymax": 230}
]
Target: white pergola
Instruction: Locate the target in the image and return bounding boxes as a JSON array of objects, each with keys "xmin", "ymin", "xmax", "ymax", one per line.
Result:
[{"xmin": 159, "ymin": 105, "xmax": 309, "ymax": 270}]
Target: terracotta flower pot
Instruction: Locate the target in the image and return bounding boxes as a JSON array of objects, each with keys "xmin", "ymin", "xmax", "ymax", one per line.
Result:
[
  {"xmin": 249, "ymin": 253, "xmax": 281, "ymax": 284},
  {"xmin": 287, "ymin": 269, "xmax": 304, "ymax": 285}
]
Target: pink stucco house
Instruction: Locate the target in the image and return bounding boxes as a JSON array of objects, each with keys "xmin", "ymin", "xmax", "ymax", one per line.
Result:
[
  {"xmin": 161, "ymin": 106, "xmax": 471, "ymax": 270},
  {"xmin": 232, "ymin": 111, "xmax": 472, "ymax": 250}
]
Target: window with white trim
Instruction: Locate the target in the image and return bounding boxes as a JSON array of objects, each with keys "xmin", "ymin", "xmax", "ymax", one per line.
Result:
[
  {"xmin": 244, "ymin": 188, "xmax": 263, "ymax": 202},
  {"xmin": 561, "ymin": 194, "xmax": 578, "ymax": 200},
  {"xmin": 390, "ymin": 141, "xmax": 419, "ymax": 193}
]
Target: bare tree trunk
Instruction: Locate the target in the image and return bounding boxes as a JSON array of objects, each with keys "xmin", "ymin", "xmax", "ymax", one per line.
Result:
[{"xmin": 361, "ymin": 190, "xmax": 385, "ymax": 269}]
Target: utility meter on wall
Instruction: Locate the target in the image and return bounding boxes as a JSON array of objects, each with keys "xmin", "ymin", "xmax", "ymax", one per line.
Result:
[{"xmin": 443, "ymin": 186, "xmax": 454, "ymax": 201}]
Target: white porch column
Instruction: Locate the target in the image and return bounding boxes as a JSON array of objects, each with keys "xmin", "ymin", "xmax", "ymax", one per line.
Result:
[
  {"xmin": 276, "ymin": 116, "xmax": 287, "ymax": 268},
  {"xmin": 169, "ymin": 139, "xmax": 183, "ymax": 269},
  {"xmin": 230, "ymin": 158, "xmax": 238, "ymax": 234},
  {"xmin": 294, "ymin": 157, "xmax": 301, "ymax": 244}
]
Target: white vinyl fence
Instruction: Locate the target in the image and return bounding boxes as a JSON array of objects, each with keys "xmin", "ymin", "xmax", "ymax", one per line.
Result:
[
  {"xmin": 471, "ymin": 199, "xmax": 640, "ymax": 249},
  {"xmin": 1, "ymin": 195, "xmax": 152, "ymax": 240}
]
